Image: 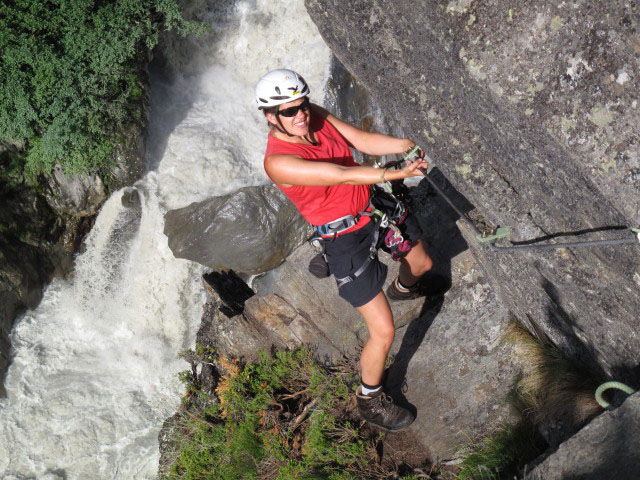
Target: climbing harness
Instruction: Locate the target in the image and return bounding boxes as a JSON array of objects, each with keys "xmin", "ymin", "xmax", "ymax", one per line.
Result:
[
  {"xmin": 595, "ymin": 381, "xmax": 636, "ymax": 409},
  {"xmin": 395, "ymin": 145, "xmax": 640, "ymax": 253},
  {"xmin": 307, "ymin": 187, "xmax": 410, "ymax": 286}
]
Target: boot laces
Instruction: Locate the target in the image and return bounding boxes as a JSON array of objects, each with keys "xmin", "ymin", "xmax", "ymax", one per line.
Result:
[{"xmin": 379, "ymin": 392, "xmax": 395, "ymax": 407}]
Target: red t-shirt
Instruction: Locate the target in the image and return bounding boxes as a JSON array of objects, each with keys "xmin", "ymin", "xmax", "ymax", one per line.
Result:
[{"xmin": 264, "ymin": 115, "xmax": 371, "ymax": 234}]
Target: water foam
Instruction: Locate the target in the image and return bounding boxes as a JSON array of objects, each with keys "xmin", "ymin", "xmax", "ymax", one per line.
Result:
[{"xmin": 0, "ymin": 0, "xmax": 330, "ymax": 478}]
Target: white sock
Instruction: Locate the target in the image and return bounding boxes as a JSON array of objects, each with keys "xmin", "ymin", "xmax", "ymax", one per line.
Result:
[
  {"xmin": 395, "ymin": 277, "xmax": 411, "ymax": 292},
  {"xmin": 361, "ymin": 384, "xmax": 382, "ymax": 396}
]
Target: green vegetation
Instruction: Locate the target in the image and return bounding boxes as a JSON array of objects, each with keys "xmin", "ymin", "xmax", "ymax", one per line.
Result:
[
  {"xmin": 162, "ymin": 345, "xmax": 420, "ymax": 480},
  {"xmin": 163, "ymin": 322, "xmax": 606, "ymax": 479},
  {"xmin": 0, "ymin": 0, "xmax": 204, "ymax": 181},
  {"xmin": 504, "ymin": 320, "xmax": 604, "ymax": 429},
  {"xmin": 455, "ymin": 399, "xmax": 546, "ymax": 480}
]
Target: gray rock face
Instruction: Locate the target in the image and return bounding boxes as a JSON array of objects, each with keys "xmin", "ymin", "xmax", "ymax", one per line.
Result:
[
  {"xmin": 305, "ymin": 0, "xmax": 640, "ymax": 384},
  {"xmin": 197, "ymin": 199, "xmax": 519, "ymax": 460},
  {"xmin": 164, "ymin": 185, "xmax": 312, "ymax": 275},
  {"xmin": 385, "ymin": 247, "xmax": 518, "ymax": 461},
  {"xmin": 43, "ymin": 165, "xmax": 107, "ymax": 217},
  {"xmin": 528, "ymin": 391, "xmax": 640, "ymax": 480},
  {"xmin": 0, "ymin": 176, "xmax": 60, "ymax": 397}
]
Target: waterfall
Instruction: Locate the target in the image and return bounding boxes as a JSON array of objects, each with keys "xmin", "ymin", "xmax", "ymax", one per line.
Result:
[{"xmin": 0, "ymin": 1, "xmax": 330, "ymax": 478}]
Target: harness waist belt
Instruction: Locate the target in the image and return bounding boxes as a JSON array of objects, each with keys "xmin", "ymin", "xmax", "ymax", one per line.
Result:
[
  {"xmin": 315, "ymin": 214, "xmax": 361, "ymax": 236},
  {"xmin": 314, "ymin": 197, "xmax": 376, "ymax": 237}
]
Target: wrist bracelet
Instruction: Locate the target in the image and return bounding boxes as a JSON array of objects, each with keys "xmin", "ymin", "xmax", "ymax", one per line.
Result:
[{"xmin": 380, "ymin": 168, "xmax": 387, "ymax": 182}]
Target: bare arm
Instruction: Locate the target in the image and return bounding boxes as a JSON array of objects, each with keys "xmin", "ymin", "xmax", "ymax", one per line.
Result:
[
  {"xmin": 265, "ymin": 153, "xmax": 427, "ymax": 187},
  {"xmin": 313, "ymin": 105, "xmax": 416, "ymax": 156}
]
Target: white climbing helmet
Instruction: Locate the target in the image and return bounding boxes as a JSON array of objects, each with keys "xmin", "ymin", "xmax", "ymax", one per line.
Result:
[{"xmin": 255, "ymin": 69, "xmax": 309, "ymax": 109}]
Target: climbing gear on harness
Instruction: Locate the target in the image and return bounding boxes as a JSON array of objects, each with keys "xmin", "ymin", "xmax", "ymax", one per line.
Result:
[
  {"xmin": 595, "ymin": 381, "xmax": 635, "ymax": 409},
  {"xmin": 335, "ymin": 224, "xmax": 382, "ymax": 288},
  {"xmin": 313, "ymin": 193, "xmax": 391, "ymax": 237},
  {"xmin": 405, "ymin": 143, "xmax": 640, "ymax": 253},
  {"xmin": 384, "ymin": 224, "xmax": 412, "ymax": 260},
  {"xmin": 314, "ymin": 207, "xmax": 380, "ymax": 237},
  {"xmin": 332, "ymin": 187, "xmax": 411, "ymax": 288},
  {"xmin": 356, "ymin": 385, "xmax": 415, "ymax": 431},
  {"xmin": 308, "ymin": 186, "xmax": 410, "ymax": 288},
  {"xmin": 308, "ymin": 252, "xmax": 331, "ymax": 278},
  {"xmin": 255, "ymin": 69, "xmax": 309, "ymax": 109}
]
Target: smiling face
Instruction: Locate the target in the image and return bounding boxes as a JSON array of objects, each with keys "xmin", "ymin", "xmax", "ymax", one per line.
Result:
[{"xmin": 265, "ymin": 97, "xmax": 311, "ymax": 138}]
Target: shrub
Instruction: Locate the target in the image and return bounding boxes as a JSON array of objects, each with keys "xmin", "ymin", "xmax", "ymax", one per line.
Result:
[
  {"xmin": 0, "ymin": 0, "xmax": 204, "ymax": 180},
  {"xmin": 163, "ymin": 345, "xmax": 420, "ymax": 480}
]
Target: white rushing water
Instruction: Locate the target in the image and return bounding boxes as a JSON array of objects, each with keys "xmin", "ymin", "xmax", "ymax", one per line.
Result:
[{"xmin": 0, "ymin": 1, "xmax": 331, "ymax": 478}]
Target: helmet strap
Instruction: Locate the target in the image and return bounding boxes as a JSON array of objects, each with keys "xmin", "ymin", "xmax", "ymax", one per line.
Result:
[
  {"xmin": 275, "ymin": 115, "xmax": 294, "ymax": 137},
  {"xmin": 304, "ymin": 133, "xmax": 319, "ymax": 146},
  {"xmin": 273, "ymin": 106, "xmax": 318, "ymax": 146}
]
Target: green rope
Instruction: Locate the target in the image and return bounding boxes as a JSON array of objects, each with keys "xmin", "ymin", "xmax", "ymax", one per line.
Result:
[{"xmin": 595, "ymin": 381, "xmax": 635, "ymax": 409}]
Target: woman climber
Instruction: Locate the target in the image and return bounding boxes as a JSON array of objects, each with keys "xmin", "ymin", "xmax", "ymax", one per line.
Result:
[{"xmin": 256, "ymin": 68, "xmax": 447, "ymax": 430}]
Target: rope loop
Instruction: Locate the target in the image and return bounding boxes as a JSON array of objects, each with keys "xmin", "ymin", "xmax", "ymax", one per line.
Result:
[{"xmin": 595, "ymin": 381, "xmax": 635, "ymax": 409}]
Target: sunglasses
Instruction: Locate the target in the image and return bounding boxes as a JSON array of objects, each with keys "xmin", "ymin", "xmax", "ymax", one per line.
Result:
[{"xmin": 277, "ymin": 97, "xmax": 310, "ymax": 117}]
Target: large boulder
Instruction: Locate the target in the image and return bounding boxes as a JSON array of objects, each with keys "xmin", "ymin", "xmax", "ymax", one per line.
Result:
[
  {"xmin": 42, "ymin": 165, "xmax": 107, "ymax": 217},
  {"xmin": 164, "ymin": 185, "xmax": 312, "ymax": 275},
  {"xmin": 305, "ymin": 0, "xmax": 640, "ymax": 385},
  {"xmin": 529, "ymin": 390, "xmax": 640, "ymax": 480}
]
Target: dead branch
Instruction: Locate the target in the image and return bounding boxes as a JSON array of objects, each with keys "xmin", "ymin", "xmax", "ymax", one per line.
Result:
[
  {"xmin": 290, "ymin": 398, "xmax": 318, "ymax": 431},
  {"xmin": 280, "ymin": 388, "xmax": 310, "ymax": 400}
]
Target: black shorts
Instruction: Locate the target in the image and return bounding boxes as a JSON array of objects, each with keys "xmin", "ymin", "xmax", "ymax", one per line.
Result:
[{"xmin": 323, "ymin": 211, "xmax": 423, "ymax": 308}]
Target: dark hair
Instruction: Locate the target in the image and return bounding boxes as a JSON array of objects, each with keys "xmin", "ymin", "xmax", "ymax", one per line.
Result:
[
  {"xmin": 261, "ymin": 105, "xmax": 278, "ymax": 115},
  {"xmin": 262, "ymin": 105, "xmax": 276, "ymax": 128}
]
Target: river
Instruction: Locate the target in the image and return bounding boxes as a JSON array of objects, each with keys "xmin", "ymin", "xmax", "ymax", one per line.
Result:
[{"xmin": 0, "ymin": 1, "xmax": 330, "ymax": 478}]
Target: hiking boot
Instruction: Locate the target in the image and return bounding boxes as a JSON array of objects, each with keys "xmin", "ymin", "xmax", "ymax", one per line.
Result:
[
  {"xmin": 386, "ymin": 277, "xmax": 421, "ymax": 301},
  {"xmin": 385, "ymin": 273, "xmax": 451, "ymax": 302},
  {"xmin": 356, "ymin": 386, "xmax": 415, "ymax": 431}
]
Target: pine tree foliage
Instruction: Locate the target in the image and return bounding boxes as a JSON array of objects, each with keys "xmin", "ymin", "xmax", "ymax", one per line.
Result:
[{"xmin": 0, "ymin": 0, "xmax": 203, "ymax": 178}]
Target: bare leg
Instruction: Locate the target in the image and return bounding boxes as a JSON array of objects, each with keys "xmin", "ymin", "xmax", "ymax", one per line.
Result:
[
  {"xmin": 356, "ymin": 290, "xmax": 395, "ymax": 386},
  {"xmin": 398, "ymin": 239, "xmax": 433, "ymax": 287},
  {"xmin": 355, "ymin": 290, "xmax": 416, "ymax": 431}
]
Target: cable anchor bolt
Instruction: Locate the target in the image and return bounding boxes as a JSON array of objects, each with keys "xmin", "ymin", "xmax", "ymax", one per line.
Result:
[{"xmin": 477, "ymin": 227, "xmax": 510, "ymax": 244}]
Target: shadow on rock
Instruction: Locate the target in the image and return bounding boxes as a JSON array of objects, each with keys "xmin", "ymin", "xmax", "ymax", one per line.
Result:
[
  {"xmin": 203, "ymin": 270, "xmax": 255, "ymax": 318},
  {"xmin": 384, "ymin": 296, "xmax": 446, "ymax": 412}
]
